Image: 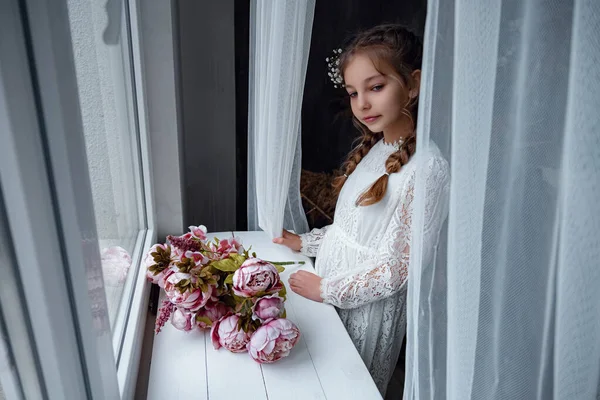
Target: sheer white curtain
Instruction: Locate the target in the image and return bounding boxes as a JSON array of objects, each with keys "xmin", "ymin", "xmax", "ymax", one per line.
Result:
[
  {"xmin": 406, "ymin": 0, "xmax": 600, "ymax": 399},
  {"xmin": 247, "ymin": 0, "xmax": 314, "ymax": 238}
]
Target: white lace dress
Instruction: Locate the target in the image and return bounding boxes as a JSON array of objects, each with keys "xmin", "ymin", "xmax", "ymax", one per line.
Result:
[{"xmin": 299, "ymin": 139, "xmax": 450, "ymax": 395}]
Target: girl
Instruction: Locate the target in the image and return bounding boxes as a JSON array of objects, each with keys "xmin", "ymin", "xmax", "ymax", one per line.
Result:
[{"xmin": 274, "ymin": 24, "xmax": 450, "ymax": 395}]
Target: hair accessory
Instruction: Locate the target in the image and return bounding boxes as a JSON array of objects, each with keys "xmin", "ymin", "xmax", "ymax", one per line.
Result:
[
  {"xmin": 343, "ymin": 173, "xmax": 348, "ymax": 178},
  {"xmin": 326, "ymin": 48, "xmax": 344, "ymax": 88},
  {"xmin": 384, "ymin": 172, "xmax": 390, "ymax": 176}
]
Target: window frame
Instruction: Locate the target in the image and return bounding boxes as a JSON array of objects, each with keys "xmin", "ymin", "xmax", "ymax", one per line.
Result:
[
  {"xmin": 107, "ymin": 0, "xmax": 158, "ymax": 375},
  {"xmin": 1, "ymin": 0, "xmax": 107, "ymax": 396},
  {"xmin": 0, "ymin": 0, "xmax": 157, "ymax": 397},
  {"xmin": 114, "ymin": 3, "xmax": 158, "ymax": 396}
]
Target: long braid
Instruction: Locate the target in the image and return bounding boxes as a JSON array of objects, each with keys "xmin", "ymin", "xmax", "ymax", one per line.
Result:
[
  {"xmin": 332, "ymin": 120, "xmax": 383, "ymax": 195},
  {"xmin": 355, "ymin": 134, "xmax": 416, "ymax": 206}
]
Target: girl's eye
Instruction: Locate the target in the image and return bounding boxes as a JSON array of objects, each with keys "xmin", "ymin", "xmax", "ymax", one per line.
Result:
[
  {"xmin": 348, "ymin": 92, "xmax": 358, "ymax": 98},
  {"xmin": 372, "ymin": 84, "xmax": 384, "ymax": 92}
]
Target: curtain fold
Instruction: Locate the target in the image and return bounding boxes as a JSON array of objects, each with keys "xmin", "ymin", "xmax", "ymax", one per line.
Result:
[
  {"xmin": 247, "ymin": 0, "xmax": 313, "ymax": 237},
  {"xmin": 406, "ymin": 1, "xmax": 600, "ymax": 399}
]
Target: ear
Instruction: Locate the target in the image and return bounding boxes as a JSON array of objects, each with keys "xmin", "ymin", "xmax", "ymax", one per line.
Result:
[{"xmin": 409, "ymin": 69, "xmax": 421, "ymax": 98}]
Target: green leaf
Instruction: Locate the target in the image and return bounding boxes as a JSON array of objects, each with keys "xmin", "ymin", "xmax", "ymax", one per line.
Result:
[
  {"xmin": 275, "ymin": 265, "xmax": 285, "ymax": 273},
  {"xmin": 211, "ymin": 258, "xmax": 239, "ymax": 272},
  {"xmin": 195, "ymin": 316, "xmax": 213, "ymax": 327},
  {"xmin": 221, "ymin": 295, "xmax": 237, "ymax": 309},
  {"xmin": 224, "ymin": 274, "xmax": 234, "ymax": 284},
  {"xmin": 232, "ymin": 294, "xmax": 247, "ymax": 304},
  {"xmin": 281, "ymin": 309, "xmax": 287, "ymax": 319},
  {"xmin": 229, "ymin": 253, "xmax": 247, "ymax": 266},
  {"xmin": 278, "ymin": 284, "xmax": 287, "ymax": 299},
  {"xmin": 205, "ymin": 265, "xmax": 216, "ymax": 275}
]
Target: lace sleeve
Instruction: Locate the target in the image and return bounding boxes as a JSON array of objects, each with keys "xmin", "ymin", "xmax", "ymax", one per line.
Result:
[
  {"xmin": 298, "ymin": 225, "xmax": 331, "ymax": 257},
  {"xmin": 321, "ymin": 155, "xmax": 450, "ymax": 309}
]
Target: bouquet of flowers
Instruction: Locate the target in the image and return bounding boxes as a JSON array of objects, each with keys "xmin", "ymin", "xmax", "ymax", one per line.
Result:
[{"xmin": 145, "ymin": 225, "xmax": 301, "ymax": 363}]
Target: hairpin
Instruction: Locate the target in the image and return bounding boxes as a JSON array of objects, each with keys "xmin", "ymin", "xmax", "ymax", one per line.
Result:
[{"xmin": 326, "ymin": 48, "xmax": 344, "ymax": 88}]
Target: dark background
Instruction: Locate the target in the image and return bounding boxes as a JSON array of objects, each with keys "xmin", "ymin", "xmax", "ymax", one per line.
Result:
[{"xmin": 176, "ymin": 0, "xmax": 426, "ymax": 230}]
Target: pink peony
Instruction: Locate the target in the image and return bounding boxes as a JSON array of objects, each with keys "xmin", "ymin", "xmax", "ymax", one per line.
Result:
[
  {"xmin": 171, "ymin": 308, "xmax": 194, "ymax": 332},
  {"xmin": 232, "ymin": 259, "xmax": 283, "ymax": 298},
  {"xmin": 247, "ymin": 318, "xmax": 300, "ymax": 363},
  {"xmin": 195, "ymin": 301, "xmax": 231, "ymax": 329},
  {"xmin": 188, "ymin": 225, "xmax": 208, "ymax": 241},
  {"xmin": 252, "ymin": 294, "xmax": 284, "ymax": 322},
  {"xmin": 145, "ymin": 244, "xmax": 175, "ymax": 288},
  {"xmin": 164, "ymin": 273, "xmax": 214, "ymax": 312},
  {"xmin": 211, "ymin": 314, "xmax": 251, "ymax": 353}
]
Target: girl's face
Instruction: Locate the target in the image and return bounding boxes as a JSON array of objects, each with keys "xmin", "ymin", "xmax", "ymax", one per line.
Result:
[{"xmin": 343, "ymin": 53, "xmax": 419, "ymax": 136}]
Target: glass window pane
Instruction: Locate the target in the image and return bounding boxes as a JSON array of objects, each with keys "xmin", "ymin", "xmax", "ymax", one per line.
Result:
[{"xmin": 66, "ymin": 0, "xmax": 145, "ymax": 329}]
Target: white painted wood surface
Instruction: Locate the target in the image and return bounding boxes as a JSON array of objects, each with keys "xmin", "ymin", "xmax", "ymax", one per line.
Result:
[{"xmin": 146, "ymin": 231, "xmax": 382, "ymax": 400}]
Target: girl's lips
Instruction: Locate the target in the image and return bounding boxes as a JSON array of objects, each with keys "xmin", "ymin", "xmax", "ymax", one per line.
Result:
[{"xmin": 363, "ymin": 116, "xmax": 380, "ymax": 123}]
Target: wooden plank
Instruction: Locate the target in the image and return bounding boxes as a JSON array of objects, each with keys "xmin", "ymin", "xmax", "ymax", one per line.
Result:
[
  {"xmin": 147, "ymin": 293, "xmax": 208, "ymax": 400},
  {"xmin": 205, "ymin": 338, "xmax": 267, "ymax": 400},
  {"xmin": 260, "ymin": 300, "xmax": 327, "ymax": 400},
  {"xmin": 260, "ymin": 261, "xmax": 326, "ymax": 400},
  {"xmin": 205, "ymin": 231, "xmax": 266, "ymax": 400},
  {"xmin": 286, "ymin": 276, "xmax": 382, "ymax": 399}
]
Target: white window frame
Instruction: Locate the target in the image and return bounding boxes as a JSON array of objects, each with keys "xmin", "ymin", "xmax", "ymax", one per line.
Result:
[
  {"xmin": 0, "ymin": 192, "xmax": 46, "ymax": 400},
  {"xmin": 0, "ymin": 0, "xmax": 158, "ymax": 397},
  {"xmin": 108, "ymin": 2, "xmax": 159, "ymax": 396},
  {"xmin": 1, "ymin": 1, "xmax": 108, "ymax": 396}
]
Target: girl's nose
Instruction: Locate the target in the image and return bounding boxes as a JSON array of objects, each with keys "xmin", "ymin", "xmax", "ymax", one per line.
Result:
[{"xmin": 358, "ymin": 94, "xmax": 371, "ymax": 110}]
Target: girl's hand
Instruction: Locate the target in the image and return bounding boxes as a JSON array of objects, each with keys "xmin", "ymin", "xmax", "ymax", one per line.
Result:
[
  {"xmin": 272, "ymin": 229, "xmax": 302, "ymax": 252},
  {"xmin": 288, "ymin": 270, "xmax": 323, "ymax": 303}
]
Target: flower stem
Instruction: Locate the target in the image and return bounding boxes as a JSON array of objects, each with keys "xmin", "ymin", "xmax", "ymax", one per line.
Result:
[{"xmin": 265, "ymin": 260, "xmax": 305, "ymax": 266}]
